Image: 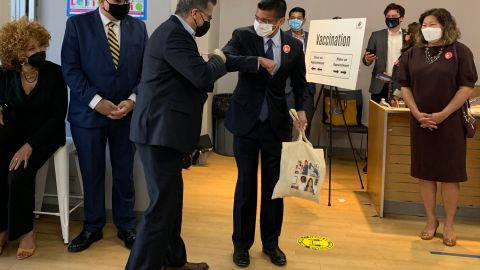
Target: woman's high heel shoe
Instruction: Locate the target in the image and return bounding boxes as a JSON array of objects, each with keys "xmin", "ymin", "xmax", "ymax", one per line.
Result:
[
  {"xmin": 420, "ymin": 221, "xmax": 439, "ymax": 240},
  {"xmin": 16, "ymin": 245, "xmax": 35, "ymax": 260},
  {"xmin": 443, "ymin": 237, "xmax": 457, "ymax": 247}
]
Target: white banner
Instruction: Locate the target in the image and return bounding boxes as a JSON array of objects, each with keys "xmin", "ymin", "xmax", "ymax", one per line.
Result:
[{"xmin": 305, "ymin": 18, "xmax": 367, "ymax": 90}]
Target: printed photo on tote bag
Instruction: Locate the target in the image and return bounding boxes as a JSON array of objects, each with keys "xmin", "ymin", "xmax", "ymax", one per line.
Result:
[{"xmin": 272, "ymin": 110, "xmax": 326, "ymax": 203}]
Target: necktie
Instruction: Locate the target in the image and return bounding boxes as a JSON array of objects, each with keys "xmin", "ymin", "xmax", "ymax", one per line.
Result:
[
  {"xmin": 107, "ymin": 22, "xmax": 120, "ymax": 69},
  {"xmin": 259, "ymin": 39, "xmax": 274, "ymax": 122}
]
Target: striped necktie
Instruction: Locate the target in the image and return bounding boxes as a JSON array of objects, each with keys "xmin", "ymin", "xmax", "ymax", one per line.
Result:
[{"xmin": 107, "ymin": 22, "xmax": 120, "ymax": 69}]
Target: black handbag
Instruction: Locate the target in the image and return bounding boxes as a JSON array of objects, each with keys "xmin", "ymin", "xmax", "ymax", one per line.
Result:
[{"xmin": 462, "ymin": 100, "xmax": 476, "ymax": 138}]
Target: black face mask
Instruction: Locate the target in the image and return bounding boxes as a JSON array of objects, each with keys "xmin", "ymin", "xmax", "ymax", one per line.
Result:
[
  {"xmin": 194, "ymin": 14, "xmax": 210, "ymax": 37},
  {"xmin": 27, "ymin": 51, "xmax": 46, "ymax": 68},
  {"xmin": 105, "ymin": 0, "xmax": 130, "ymax": 21},
  {"xmin": 385, "ymin": 17, "xmax": 400, "ymax": 28}
]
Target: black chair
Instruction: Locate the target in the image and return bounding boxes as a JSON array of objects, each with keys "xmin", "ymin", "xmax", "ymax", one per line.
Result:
[{"xmin": 321, "ymin": 89, "xmax": 368, "ymax": 161}]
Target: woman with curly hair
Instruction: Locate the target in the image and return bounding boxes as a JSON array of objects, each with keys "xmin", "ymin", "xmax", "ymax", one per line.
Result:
[
  {"xmin": 0, "ymin": 17, "xmax": 67, "ymax": 259},
  {"xmin": 399, "ymin": 8, "xmax": 478, "ymax": 247}
]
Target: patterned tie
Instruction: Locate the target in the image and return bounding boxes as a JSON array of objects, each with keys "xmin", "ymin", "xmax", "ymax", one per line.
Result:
[
  {"xmin": 107, "ymin": 22, "xmax": 120, "ymax": 69},
  {"xmin": 259, "ymin": 39, "xmax": 274, "ymax": 122}
]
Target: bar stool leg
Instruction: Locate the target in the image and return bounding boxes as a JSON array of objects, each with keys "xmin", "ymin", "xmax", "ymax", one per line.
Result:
[
  {"xmin": 54, "ymin": 146, "xmax": 70, "ymax": 244},
  {"xmin": 34, "ymin": 160, "xmax": 49, "ymax": 218}
]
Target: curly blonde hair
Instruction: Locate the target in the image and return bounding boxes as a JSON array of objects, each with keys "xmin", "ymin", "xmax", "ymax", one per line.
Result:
[{"xmin": 0, "ymin": 17, "xmax": 51, "ymax": 71}]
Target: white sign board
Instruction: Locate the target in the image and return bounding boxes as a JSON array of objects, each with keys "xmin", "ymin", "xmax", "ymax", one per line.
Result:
[{"xmin": 305, "ymin": 18, "xmax": 367, "ymax": 90}]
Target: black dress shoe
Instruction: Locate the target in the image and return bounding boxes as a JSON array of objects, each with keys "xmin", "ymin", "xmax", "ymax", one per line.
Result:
[
  {"xmin": 262, "ymin": 246, "xmax": 286, "ymax": 266},
  {"xmin": 233, "ymin": 248, "xmax": 250, "ymax": 267},
  {"xmin": 162, "ymin": 262, "xmax": 209, "ymax": 270},
  {"xmin": 117, "ymin": 229, "xmax": 136, "ymax": 249},
  {"xmin": 67, "ymin": 230, "xmax": 103, "ymax": 252}
]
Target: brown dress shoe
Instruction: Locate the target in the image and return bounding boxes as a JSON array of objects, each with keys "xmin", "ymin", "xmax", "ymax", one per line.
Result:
[{"xmin": 162, "ymin": 262, "xmax": 209, "ymax": 270}]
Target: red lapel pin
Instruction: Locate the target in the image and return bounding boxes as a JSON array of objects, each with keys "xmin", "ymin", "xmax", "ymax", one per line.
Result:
[
  {"xmin": 445, "ymin": 51, "xmax": 453, "ymax": 60},
  {"xmin": 282, "ymin": 44, "xmax": 291, "ymax": 54}
]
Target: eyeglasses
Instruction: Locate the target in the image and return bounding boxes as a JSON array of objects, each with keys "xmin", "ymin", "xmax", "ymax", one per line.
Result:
[
  {"xmin": 255, "ymin": 16, "xmax": 274, "ymax": 24},
  {"xmin": 199, "ymin": 10, "xmax": 213, "ymax": 22},
  {"xmin": 106, "ymin": 0, "xmax": 130, "ymax": 4}
]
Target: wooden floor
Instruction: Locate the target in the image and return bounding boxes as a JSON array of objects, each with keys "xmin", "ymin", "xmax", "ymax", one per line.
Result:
[{"xmin": 1, "ymin": 153, "xmax": 479, "ymax": 270}]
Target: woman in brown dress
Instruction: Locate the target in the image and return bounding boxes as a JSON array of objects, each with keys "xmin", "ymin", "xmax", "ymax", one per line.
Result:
[{"xmin": 399, "ymin": 8, "xmax": 477, "ymax": 247}]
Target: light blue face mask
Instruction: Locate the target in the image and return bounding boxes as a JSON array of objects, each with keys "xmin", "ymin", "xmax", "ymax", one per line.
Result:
[{"xmin": 289, "ymin": 19, "xmax": 303, "ymax": 31}]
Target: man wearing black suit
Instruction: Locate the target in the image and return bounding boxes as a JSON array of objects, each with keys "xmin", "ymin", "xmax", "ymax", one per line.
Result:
[
  {"xmin": 126, "ymin": 0, "xmax": 226, "ymax": 269},
  {"xmin": 222, "ymin": 0, "xmax": 310, "ymax": 267},
  {"xmin": 61, "ymin": 0, "xmax": 148, "ymax": 252},
  {"xmin": 363, "ymin": 3, "xmax": 407, "ymax": 103}
]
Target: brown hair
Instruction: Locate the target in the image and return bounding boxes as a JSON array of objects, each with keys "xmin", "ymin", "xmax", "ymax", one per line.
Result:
[
  {"xmin": 384, "ymin": 3, "xmax": 405, "ymax": 17},
  {"xmin": 415, "ymin": 8, "xmax": 461, "ymax": 47},
  {"xmin": 0, "ymin": 17, "xmax": 51, "ymax": 71},
  {"xmin": 401, "ymin": 22, "xmax": 420, "ymax": 52}
]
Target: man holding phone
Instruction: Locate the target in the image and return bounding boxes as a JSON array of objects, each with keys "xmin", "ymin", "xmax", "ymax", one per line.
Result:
[{"xmin": 362, "ymin": 3, "xmax": 407, "ymax": 103}]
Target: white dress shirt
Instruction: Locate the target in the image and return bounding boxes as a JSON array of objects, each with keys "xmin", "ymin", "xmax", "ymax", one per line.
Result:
[{"xmin": 386, "ymin": 28, "xmax": 403, "ymax": 76}]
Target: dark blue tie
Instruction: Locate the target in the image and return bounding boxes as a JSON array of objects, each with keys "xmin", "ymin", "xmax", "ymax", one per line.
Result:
[{"xmin": 259, "ymin": 39, "xmax": 273, "ymax": 122}]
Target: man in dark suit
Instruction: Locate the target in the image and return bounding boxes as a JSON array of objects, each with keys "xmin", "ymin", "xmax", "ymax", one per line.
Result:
[
  {"xmin": 363, "ymin": 3, "xmax": 407, "ymax": 103},
  {"xmin": 222, "ymin": 0, "xmax": 310, "ymax": 267},
  {"xmin": 61, "ymin": 0, "xmax": 148, "ymax": 252},
  {"xmin": 285, "ymin": 6, "xmax": 315, "ymax": 138},
  {"xmin": 126, "ymin": 0, "xmax": 226, "ymax": 269}
]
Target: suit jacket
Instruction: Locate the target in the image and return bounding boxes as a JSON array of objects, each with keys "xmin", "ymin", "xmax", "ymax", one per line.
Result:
[
  {"xmin": 284, "ymin": 30, "xmax": 315, "ymax": 103},
  {"xmin": 0, "ymin": 61, "xmax": 67, "ymax": 149},
  {"xmin": 61, "ymin": 9, "xmax": 148, "ymax": 128},
  {"xmin": 130, "ymin": 15, "xmax": 227, "ymax": 154},
  {"xmin": 222, "ymin": 27, "xmax": 310, "ymax": 141},
  {"xmin": 362, "ymin": 28, "xmax": 407, "ymax": 94}
]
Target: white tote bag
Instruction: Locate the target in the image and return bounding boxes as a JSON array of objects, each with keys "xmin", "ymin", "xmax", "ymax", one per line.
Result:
[{"xmin": 272, "ymin": 110, "xmax": 326, "ymax": 203}]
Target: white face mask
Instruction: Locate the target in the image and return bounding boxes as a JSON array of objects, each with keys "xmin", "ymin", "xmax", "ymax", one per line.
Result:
[
  {"xmin": 254, "ymin": 19, "xmax": 275, "ymax": 37},
  {"xmin": 422, "ymin": 27, "xmax": 443, "ymax": 42}
]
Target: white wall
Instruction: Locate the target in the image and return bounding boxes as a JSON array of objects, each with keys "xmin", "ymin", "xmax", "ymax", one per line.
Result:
[
  {"xmin": 216, "ymin": 0, "xmax": 480, "ymax": 147},
  {"xmin": 0, "ymin": 0, "xmax": 11, "ymax": 25}
]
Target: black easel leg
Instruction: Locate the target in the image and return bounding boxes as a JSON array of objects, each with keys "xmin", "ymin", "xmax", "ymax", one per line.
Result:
[
  {"xmin": 334, "ymin": 87, "xmax": 365, "ymax": 189},
  {"xmin": 328, "ymin": 86, "xmax": 333, "ymax": 206}
]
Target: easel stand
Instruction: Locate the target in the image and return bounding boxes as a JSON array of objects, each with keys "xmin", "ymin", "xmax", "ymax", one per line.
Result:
[{"xmin": 316, "ymin": 84, "xmax": 365, "ymax": 206}]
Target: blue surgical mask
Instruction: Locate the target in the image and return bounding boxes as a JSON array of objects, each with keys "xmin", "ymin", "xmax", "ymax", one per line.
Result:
[{"xmin": 289, "ymin": 19, "xmax": 303, "ymax": 31}]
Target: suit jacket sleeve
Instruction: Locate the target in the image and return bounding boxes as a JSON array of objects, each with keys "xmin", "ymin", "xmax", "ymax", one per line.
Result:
[
  {"xmin": 222, "ymin": 29, "xmax": 260, "ymax": 73},
  {"xmin": 291, "ymin": 50, "xmax": 309, "ymax": 111},
  {"xmin": 61, "ymin": 18, "xmax": 100, "ymax": 105},
  {"xmin": 26, "ymin": 68, "xmax": 68, "ymax": 149},
  {"xmin": 362, "ymin": 32, "xmax": 376, "ymax": 66},
  {"xmin": 164, "ymin": 30, "xmax": 227, "ymax": 90},
  {"xmin": 132, "ymin": 22, "xmax": 149, "ymax": 95}
]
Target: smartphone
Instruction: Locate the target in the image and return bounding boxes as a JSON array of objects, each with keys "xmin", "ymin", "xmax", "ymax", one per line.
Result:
[
  {"xmin": 376, "ymin": 72, "xmax": 392, "ymax": 81},
  {"xmin": 366, "ymin": 48, "xmax": 376, "ymax": 55}
]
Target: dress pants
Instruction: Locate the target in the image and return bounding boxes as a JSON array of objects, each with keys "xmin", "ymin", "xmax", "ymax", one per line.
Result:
[
  {"xmin": 126, "ymin": 144, "xmax": 187, "ymax": 270},
  {"xmin": 0, "ymin": 126, "xmax": 58, "ymax": 240},
  {"xmin": 232, "ymin": 121, "xmax": 284, "ymax": 250},
  {"xmin": 371, "ymin": 83, "xmax": 389, "ymax": 103},
  {"xmin": 70, "ymin": 117, "xmax": 135, "ymax": 233}
]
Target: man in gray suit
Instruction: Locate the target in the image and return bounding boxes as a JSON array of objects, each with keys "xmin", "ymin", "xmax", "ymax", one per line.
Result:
[
  {"xmin": 285, "ymin": 6, "xmax": 315, "ymax": 137},
  {"xmin": 363, "ymin": 3, "xmax": 407, "ymax": 103}
]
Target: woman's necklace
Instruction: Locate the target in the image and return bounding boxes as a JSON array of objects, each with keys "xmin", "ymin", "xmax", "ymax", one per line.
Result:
[
  {"xmin": 22, "ymin": 69, "xmax": 39, "ymax": 83},
  {"xmin": 425, "ymin": 46, "xmax": 444, "ymax": 64}
]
